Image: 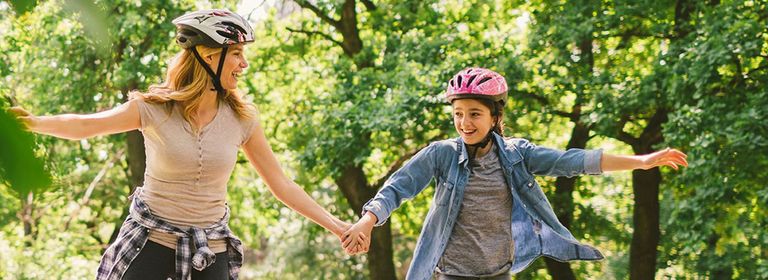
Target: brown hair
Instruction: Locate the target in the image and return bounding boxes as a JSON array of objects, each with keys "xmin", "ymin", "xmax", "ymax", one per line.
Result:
[{"xmin": 476, "ymin": 98, "xmax": 505, "ymax": 137}]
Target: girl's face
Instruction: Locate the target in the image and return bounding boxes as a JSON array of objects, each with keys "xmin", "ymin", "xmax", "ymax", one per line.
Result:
[
  {"xmin": 206, "ymin": 44, "xmax": 248, "ymax": 90},
  {"xmin": 452, "ymin": 98, "xmax": 495, "ymax": 145}
]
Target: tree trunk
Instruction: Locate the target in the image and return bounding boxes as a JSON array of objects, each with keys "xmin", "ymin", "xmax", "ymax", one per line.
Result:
[
  {"xmin": 369, "ymin": 222, "xmax": 396, "ymax": 280},
  {"xmin": 545, "ymin": 1, "xmax": 595, "ymax": 274},
  {"xmin": 629, "ymin": 158, "xmax": 660, "ymax": 280},
  {"xmin": 108, "ymin": 87, "xmax": 146, "ymax": 245},
  {"xmin": 628, "ymin": 109, "xmax": 667, "ymax": 280},
  {"xmin": 335, "ymin": 163, "xmax": 397, "ymax": 280},
  {"xmin": 544, "ymin": 121, "xmax": 589, "ymax": 280}
]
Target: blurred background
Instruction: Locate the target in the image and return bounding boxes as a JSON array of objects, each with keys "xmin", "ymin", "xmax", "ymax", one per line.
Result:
[{"xmin": 0, "ymin": 0, "xmax": 766, "ymax": 279}]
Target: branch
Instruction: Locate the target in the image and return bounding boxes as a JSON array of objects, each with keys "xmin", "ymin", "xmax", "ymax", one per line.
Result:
[
  {"xmin": 372, "ymin": 147, "xmax": 423, "ymax": 189},
  {"xmin": 360, "ymin": 0, "xmax": 377, "ymax": 11},
  {"xmin": 515, "ymin": 90, "xmax": 550, "ymax": 106},
  {"xmin": 286, "ymin": 27, "xmax": 345, "ymax": 49},
  {"xmin": 515, "ymin": 91, "xmax": 578, "ymax": 120},
  {"xmin": 596, "ymin": 30, "xmax": 671, "ymax": 41},
  {"xmin": 293, "ymin": 0, "xmax": 341, "ymax": 29},
  {"xmin": 746, "ymin": 64, "xmax": 768, "ymax": 76},
  {"xmin": 372, "ymin": 134, "xmax": 446, "ymax": 188},
  {"xmin": 64, "ymin": 149, "xmax": 125, "ymax": 230},
  {"xmin": 640, "ymin": 108, "xmax": 668, "ymax": 145},
  {"xmin": 612, "ymin": 116, "xmax": 640, "ymax": 146},
  {"xmin": 552, "ymin": 110, "xmax": 576, "ymax": 120}
]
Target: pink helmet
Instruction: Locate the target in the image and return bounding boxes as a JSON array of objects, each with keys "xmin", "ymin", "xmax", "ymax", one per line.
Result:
[{"xmin": 445, "ymin": 67, "xmax": 508, "ymax": 104}]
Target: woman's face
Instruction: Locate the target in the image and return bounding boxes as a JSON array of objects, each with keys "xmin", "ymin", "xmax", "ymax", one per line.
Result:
[
  {"xmin": 452, "ymin": 98, "xmax": 495, "ymax": 145},
  {"xmin": 206, "ymin": 44, "xmax": 248, "ymax": 90}
]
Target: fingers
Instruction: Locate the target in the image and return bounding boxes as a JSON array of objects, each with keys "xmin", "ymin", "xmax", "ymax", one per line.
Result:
[
  {"xmin": 652, "ymin": 148, "xmax": 689, "ymax": 170},
  {"xmin": 342, "ymin": 233, "xmax": 355, "ymax": 248},
  {"xmin": 9, "ymin": 106, "xmax": 31, "ymax": 117}
]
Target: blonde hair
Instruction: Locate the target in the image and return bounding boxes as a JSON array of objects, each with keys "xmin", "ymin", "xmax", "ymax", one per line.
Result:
[{"xmin": 131, "ymin": 44, "xmax": 253, "ymax": 130}]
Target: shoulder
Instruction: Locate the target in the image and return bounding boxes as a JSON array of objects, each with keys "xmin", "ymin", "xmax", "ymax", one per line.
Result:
[
  {"xmin": 501, "ymin": 137, "xmax": 533, "ymax": 149},
  {"xmin": 430, "ymin": 138, "xmax": 460, "ymax": 153},
  {"xmin": 499, "ymin": 137, "xmax": 535, "ymax": 160},
  {"xmin": 130, "ymin": 95, "xmax": 173, "ymax": 113},
  {"xmin": 229, "ymin": 102, "xmax": 261, "ymax": 145},
  {"xmin": 420, "ymin": 138, "xmax": 460, "ymax": 167}
]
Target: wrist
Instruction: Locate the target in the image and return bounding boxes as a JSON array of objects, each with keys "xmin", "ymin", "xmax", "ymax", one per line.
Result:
[
  {"xmin": 332, "ymin": 219, "xmax": 347, "ymax": 236},
  {"xmin": 362, "ymin": 211, "xmax": 378, "ymax": 227}
]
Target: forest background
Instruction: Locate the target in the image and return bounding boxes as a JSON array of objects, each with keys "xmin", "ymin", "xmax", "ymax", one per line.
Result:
[{"xmin": 0, "ymin": 0, "xmax": 766, "ymax": 279}]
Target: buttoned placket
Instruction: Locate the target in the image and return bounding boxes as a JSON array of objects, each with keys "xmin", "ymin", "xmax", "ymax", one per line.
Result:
[{"xmin": 196, "ymin": 132, "xmax": 203, "ymax": 186}]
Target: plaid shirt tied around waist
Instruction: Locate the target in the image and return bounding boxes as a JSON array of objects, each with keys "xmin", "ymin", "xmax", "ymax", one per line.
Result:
[{"xmin": 96, "ymin": 188, "xmax": 244, "ymax": 280}]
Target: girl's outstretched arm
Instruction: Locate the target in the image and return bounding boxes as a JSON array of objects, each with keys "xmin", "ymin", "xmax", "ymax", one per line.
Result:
[
  {"xmin": 602, "ymin": 148, "xmax": 688, "ymax": 172},
  {"xmin": 8, "ymin": 100, "xmax": 141, "ymax": 140},
  {"xmin": 241, "ymin": 112, "xmax": 353, "ymax": 240}
]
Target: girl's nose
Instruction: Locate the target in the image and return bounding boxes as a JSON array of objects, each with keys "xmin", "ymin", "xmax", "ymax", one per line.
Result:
[{"xmin": 460, "ymin": 116, "xmax": 470, "ymax": 128}]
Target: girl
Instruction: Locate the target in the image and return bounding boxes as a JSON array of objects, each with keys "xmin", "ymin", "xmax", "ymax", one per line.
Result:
[
  {"xmin": 10, "ymin": 9, "xmax": 358, "ymax": 280},
  {"xmin": 341, "ymin": 68, "xmax": 687, "ymax": 280}
]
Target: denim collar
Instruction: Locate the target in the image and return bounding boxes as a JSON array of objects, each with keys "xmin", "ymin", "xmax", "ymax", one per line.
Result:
[{"xmin": 456, "ymin": 132, "xmax": 522, "ymax": 167}]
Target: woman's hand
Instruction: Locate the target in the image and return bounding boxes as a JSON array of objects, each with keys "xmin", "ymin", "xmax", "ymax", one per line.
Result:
[
  {"xmin": 341, "ymin": 212, "xmax": 376, "ymax": 255},
  {"xmin": 8, "ymin": 106, "xmax": 36, "ymax": 130},
  {"xmin": 639, "ymin": 148, "xmax": 688, "ymax": 170},
  {"xmin": 333, "ymin": 220, "xmax": 352, "ymax": 241}
]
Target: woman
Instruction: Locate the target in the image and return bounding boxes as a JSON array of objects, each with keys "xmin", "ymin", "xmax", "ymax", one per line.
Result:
[
  {"xmin": 342, "ymin": 67, "xmax": 688, "ymax": 280},
  {"xmin": 10, "ymin": 9, "xmax": 357, "ymax": 280}
]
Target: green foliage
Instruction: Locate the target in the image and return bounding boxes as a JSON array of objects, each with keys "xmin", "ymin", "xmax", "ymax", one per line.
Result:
[
  {"xmin": 0, "ymin": 102, "xmax": 52, "ymax": 197},
  {"xmin": 1, "ymin": 0, "xmax": 765, "ymax": 279},
  {"xmin": 660, "ymin": 1, "xmax": 768, "ymax": 278}
]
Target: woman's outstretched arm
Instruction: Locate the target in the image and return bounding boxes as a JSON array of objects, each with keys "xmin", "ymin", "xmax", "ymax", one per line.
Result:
[
  {"xmin": 9, "ymin": 100, "xmax": 141, "ymax": 140},
  {"xmin": 241, "ymin": 113, "xmax": 352, "ymax": 239}
]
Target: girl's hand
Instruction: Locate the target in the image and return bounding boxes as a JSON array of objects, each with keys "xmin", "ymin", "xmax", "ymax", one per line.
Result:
[
  {"xmin": 342, "ymin": 212, "xmax": 376, "ymax": 255},
  {"xmin": 334, "ymin": 220, "xmax": 352, "ymax": 241},
  {"xmin": 640, "ymin": 148, "xmax": 688, "ymax": 170}
]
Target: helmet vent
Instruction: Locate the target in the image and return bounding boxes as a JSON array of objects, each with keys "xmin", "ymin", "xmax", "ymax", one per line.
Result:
[
  {"xmin": 466, "ymin": 75, "xmax": 478, "ymax": 87},
  {"xmin": 457, "ymin": 75, "xmax": 463, "ymax": 87},
  {"xmin": 477, "ymin": 76, "xmax": 493, "ymax": 86}
]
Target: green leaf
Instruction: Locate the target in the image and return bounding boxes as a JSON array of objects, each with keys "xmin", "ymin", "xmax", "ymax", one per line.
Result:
[{"xmin": 0, "ymin": 104, "xmax": 52, "ymax": 196}]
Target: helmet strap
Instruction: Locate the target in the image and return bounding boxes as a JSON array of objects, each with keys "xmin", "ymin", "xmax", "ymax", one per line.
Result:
[
  {"xmin": 465, "ymin": 126, "xmax": 496, "ymax": 168},
  {"xmin": 191, "ymin": 46, "xmax": 229, "ymax": 95}
]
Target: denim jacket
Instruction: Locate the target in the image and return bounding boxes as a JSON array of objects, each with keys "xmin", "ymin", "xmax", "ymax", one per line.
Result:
[{"xmin": 363, "ymin": 132, "xmax": 605, "ymax": 280}]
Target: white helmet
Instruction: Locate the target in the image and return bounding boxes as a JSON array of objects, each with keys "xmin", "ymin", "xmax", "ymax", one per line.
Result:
[{"xmin": 172, "ymin": 9, "xmax": 254, "ymax": 49}]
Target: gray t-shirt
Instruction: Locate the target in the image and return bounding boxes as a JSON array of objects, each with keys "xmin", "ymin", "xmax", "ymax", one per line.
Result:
[{"xmin": 438, "ymin": 145, "xmax": 514, "ymax": 277}]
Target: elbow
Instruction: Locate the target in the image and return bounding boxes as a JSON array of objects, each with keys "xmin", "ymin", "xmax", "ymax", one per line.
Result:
[
  {"xmin": 267, "ymin": 180, "xmax": 295, "ymax": 204},
  {"xmin": 68, "ymin": 117, "xmax": 97, "ymax": 140}
]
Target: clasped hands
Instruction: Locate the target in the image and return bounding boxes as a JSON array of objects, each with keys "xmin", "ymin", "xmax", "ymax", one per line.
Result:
[{"xmin": 337, "ymin": 211, "xmax": 377, "ymax": 255}]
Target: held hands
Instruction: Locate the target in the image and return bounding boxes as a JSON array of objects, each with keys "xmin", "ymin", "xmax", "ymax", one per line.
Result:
[
  {"xmin": 341, "ymin": 211, "xmax": 376, "ymax": 255},
  {"xmin": 639, "ymin": 148, "xmax": 688, "ymax": 170}
]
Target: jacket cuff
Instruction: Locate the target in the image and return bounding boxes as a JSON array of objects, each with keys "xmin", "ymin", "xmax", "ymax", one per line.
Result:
[
  {"xmin": 584, "ymin": 149, "xmax": 603, "ymax": 175},
  {"xmin": 362, "ymin": 201, "xmax": 388, "ymax": 227}
]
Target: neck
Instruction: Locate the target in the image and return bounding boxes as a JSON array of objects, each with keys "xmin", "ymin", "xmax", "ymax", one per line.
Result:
[
  {"xmin": 199, "ymin": 89, "xmax": 219, "ymax": 111},
  {"xmin": 474, "ymin": 140, "xmax": 493, "ymax": 157}
]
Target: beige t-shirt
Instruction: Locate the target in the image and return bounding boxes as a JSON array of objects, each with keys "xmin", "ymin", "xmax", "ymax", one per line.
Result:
[{"xmin": 135, "ymin": 98, "xmax": 257, "ymax": 253}]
